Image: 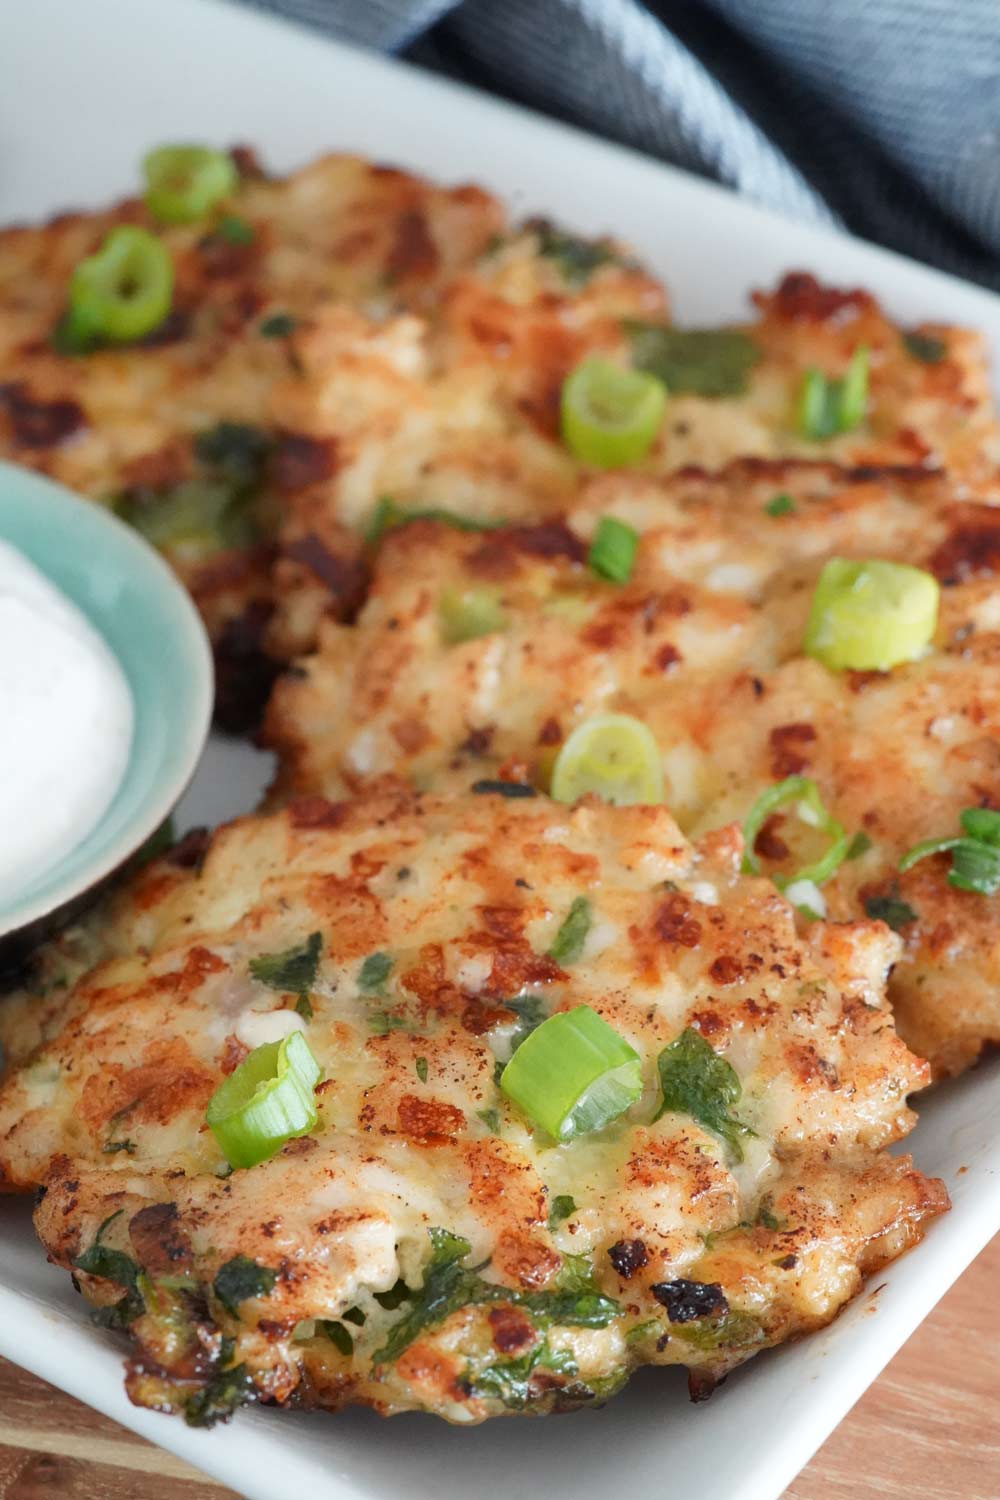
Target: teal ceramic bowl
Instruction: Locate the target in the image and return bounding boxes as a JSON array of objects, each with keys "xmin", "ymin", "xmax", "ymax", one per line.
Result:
[{"xmin": 0, "ymin": 462, "xmax": 213, "ymax": 966}]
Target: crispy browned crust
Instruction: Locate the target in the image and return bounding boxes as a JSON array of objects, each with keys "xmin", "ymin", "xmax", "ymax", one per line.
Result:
[
  {"xmin": 264, "ymin": 460, "xmax": 1000, "ymax": 1076},
  {"xmin": 0, "ymin": 791, "xmax": 946, "ymax": 1423}
]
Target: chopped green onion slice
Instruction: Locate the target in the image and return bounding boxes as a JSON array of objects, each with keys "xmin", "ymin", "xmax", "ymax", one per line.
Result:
[
  {"xmin": 439, "ymin": 587, "xmax": 506, "ymax": 644},
  {"xmin": 742, "ymin": 774, "xmax": 852, "ymax": 890},
  {"xmin": 206, "ymin": 1031, "xmax": 320, "ymax": 1170},
  {"xmin": 561, "ymin": 357, "xmax": 666, "ymax": 468},
  {"xmin": 961, "ymin": 808, "xmax": 1000, "ymax": 846},
  {"xmin": 798, "ymin": 369, "xmax": 838, "ymax": 441},
  {"xmin": 765, "ymin": 493, "xmax": 795, "ymax": 518},
  {"xmin": 366, "ymin": 496, "xmax": 503, "ymax": 544},
  {"xmin": 550, "ymin": 713, "xmax": 664, "ymax": 806},
  {"xmin": 116, "ymin": 479, "xmax": 251, "ymax": 553},
  {"xmin": 837, "ymin": 345, "xmax": 869, "ymax": 431},
  {"xmin": 66, "ymin": 226, "xmax": 174, "ymax": 347},
  {"xmin": 898, "ymin": 835, "xmax": 962, "ymax": 874},
  {"xmin": 501, "ymin": 1004, "xmax": 642, "ymax": 1140},
  {"xmin": 899, "ymin": 807, "xmax": 1000, "ymax": 895},
  {"xmin": 804, "ymin": 557, "xmax": 939, "ymax": 672},
  {"xmin": 143, "ymin": 145, "xmax": 238, "ymax": 224},
  {"xmin": 588, "ymin": 516, "xmax": 639, "ymax": 583},
  {"xmin": 798, "ymin": 346, "xmax": 869, "ymax": 440}
]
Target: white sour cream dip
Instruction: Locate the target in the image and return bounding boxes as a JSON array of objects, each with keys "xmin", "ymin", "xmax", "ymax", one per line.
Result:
[{"xmin": 0, "ymin": 539, "xmax": 134, "ymax": 904}]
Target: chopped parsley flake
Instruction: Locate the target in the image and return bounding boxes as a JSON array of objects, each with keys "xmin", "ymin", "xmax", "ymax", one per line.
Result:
[
  {"xmin": 470, "ymin": 780, "xmax": 538, "ymax": 798},
  {"xmin": 374, "ymin": 1230, "xmax": 620, "ymax": 1365},
  {"xmin": 864, "ymin": 887, "xmax": 918, "ymax": 930},
  {"xmin": 548, "ymin": 1195, "xmax": 577, "ymax": 1229},
  {"xmin": 903, "ymin": 331, "xmax": 947, "ymax": 364},
  {"xmin": 655, "ymin": 1027, "xmax": 753, "ymax": 1161},
  {"xmin": 547, "ymin": 897, "xmax": 592, "ymax": 965},
  {"xmin": 259, "ymin": 312, "xmax": 296, "ymax": 338},
  {"xmin": 213, "ymin": 1256, "xmax": 277, "ymax": 1317},
  {"xmin": 213, "ymin": 215, "xmax": 254, "ymax": 245},
  {"xmin": 627, "ymin": 324, "xmax": 761, "ymax": 397},
  {"xmin": 358, "ymin": 951, "xmax": 393, "ymax": 993},
  {"xmin": 249, "ymin": 932, "xmax": 322, "ymax": 1010}
]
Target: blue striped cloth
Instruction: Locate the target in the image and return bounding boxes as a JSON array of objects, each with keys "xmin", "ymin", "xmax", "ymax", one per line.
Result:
[{"xmin": 249, "ymin": 0, "xmax": 1000, "ymax": 290}]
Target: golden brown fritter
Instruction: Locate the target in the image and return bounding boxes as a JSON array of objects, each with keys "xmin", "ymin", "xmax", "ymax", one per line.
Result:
[
  {"xmin": 0, "ymin": 791, "xmax": 945, "ymax": 1423},
  {"xmin": 0, "ymin": 150, "xmax": 504, "ymax": 724},
  {"xmin": 266, "ymin": 462, "xmax": 1000, "ymax": 1076},
  {"xmin": 262, "ymin": 264, "xmax": 1000, "ymax": 656},
  {"xmin": 5, "ymin": 148, "xmax": 996, "ymax": 693}
]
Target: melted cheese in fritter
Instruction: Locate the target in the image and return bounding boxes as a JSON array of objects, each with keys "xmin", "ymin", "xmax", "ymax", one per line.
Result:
[
  {"xmin": 264, "ymin": 266, "xmax": 1000, "ymax": 655},
  {"xmin": 0, "ymin": 151, "xmax": 503, "ymax": 679},
  {"xmin": 4, "ymin": 151, "xmax": 997, "ymax": 679},
  {"xmin": 0, "ymin": 792, "xmax": 944, "ymax": 1421},
  {"xmin": 267, "ymin": 463, "xmax": 1000, "ymax": 1077}
]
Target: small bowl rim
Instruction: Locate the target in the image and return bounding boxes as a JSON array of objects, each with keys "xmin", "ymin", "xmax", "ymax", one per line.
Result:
[{"xmin": 0, "ymin": 461, "xmax": 213, "ymax": 939}]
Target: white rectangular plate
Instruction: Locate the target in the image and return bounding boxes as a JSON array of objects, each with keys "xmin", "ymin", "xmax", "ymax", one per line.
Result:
[{"xmin": 3, "ymin": 3, "xmax": 1000, "ymax": 1497}]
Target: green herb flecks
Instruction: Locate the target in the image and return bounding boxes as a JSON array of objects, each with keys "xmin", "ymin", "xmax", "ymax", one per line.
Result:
[
  {"xmin": 765, "ymin": 493, "xmax": 796, "ymax": 517},
  {"xmin": 249, "ymin": 932, "xmax": 322, "ymax": 1019},
  {"xmin": 184, "ymin": 1360, "xmax": 256, "ymax": 1428},
  {"xmin": 415, "ymin": 1056, "xmax": 429, "ymax": 1083},
  {"xmin": 133, "ymin": 815, "xmax": 176, "ymax": 867},
  {"xmin": 102, "ymin": 1139, "xmax": 137, "ymax": 1156},
  {"xmin": 213, "ymin": 215, "xmax": 254, "ymax": 245},
  {"xmin": 116, "ymin": 421, "xmax": 272, "ymax": 556},
  {"xmin": 477, "ymin": 1108, "xmax": 501, "ymax": 1134},
  {"xmin": 655, "ymin": 1028, "xmax": 754, "ymax": 1162},
  {"xmin": 321, "ymin": 1320, "xmax": 355, "ymax": 1356},
  {"xmin": 673, "ymin": 1309, "xmax": 763, "ymax": 1352},
  {"xmin": 366, "ymin": 496, "xmax": 505, "ymax": 545},
  {"xmin": 864, "ymin": 886, "xmax": 918, "ymax": 931},
  {"xmin": 369, "ymin": 1010, "xmax": 410, "ymax": 1035},
  {"xmin": 903, "ymin": 331, "xmax": 947, "ymax": 364},
  {"xmin": 73, "ymin": 1215, "xmax": 144, "ymax": 1330},
  {"xmin": 470, "ymin": 780, "xmax": 538, "ymax": 799},
  {"xmin": 374, "ymin": 1230, "xmax": 620, "ymax": 1365},
  {"xmin": 213, "ymin": 1256, "xmax": 277, "ymax": 1317},
  {"xmin": 193, "ymin": 421, "xmax": 272, "ymax": 484},
  {"xmin": 627, "ymin": 323, "xmax": 761, "ymax": 397},
  {"xmin": 548, "ymin": 1195, "xmax": 577, "ymax": 1229},
  {"xmin": 899, "ymin": 807, "xmax": 1000, "ymax": 895},
  {"xmin": 469, "ymin": 1340, "xmax": 578, "ymax": 1409},
  {"xmin": 503, "ymin": 994, "xmax": 548, "ymax": 1042},
  {"xmin": 260, "ymin": 312, "xmax": 296, "ymax": 338},
  {"xmin": 525, "ymin": 1252, "xmax": 620, "ymax": 1329},
  {"xmin": 533, "ymin": 221, "xmax": 620, "ymax": 284},
  {"xmin": 547, "ymin": 897, "xmax": 592, "ymax": 965},
  {"xmin": 358, "ymin": 951, "xmax": 393, "ymax": 994},
  {"xmin": 625, "ymin": 1317, "xmax": 661, "ymax": 1345}
]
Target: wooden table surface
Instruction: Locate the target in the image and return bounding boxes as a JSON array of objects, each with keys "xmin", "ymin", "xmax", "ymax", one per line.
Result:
[{"xmin": 2, "ymin": 1234, "xmax": 997, "ymax": 1500}]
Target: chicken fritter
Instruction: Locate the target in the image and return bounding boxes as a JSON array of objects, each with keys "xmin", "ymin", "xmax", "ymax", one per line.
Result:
[
  {"xmin": 266, "ymin": 462, "xmax": 1000, "ymax": 1076},
  {"xmin": 0, "ymin": 149, "xmax": 504, "ymax": 725},
  {"xmin": 0, "ymin": 790, "xmax": 945, "ymax": 1424},
  {"xmin": 4, "ymin": 147, "xmax": 997, "ymax": 692},
  {"xmin": 265, "ymin": 265, "xmax": 1000, "ymax": 657}
]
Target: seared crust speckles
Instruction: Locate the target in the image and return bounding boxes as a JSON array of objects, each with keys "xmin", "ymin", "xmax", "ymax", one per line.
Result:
[
  {"xmin": 0, "ymin": 792, "xmax": 945, "ymax": 1421},
  {"xmin": 266, "ymin": 461, "xmax": 1000, "ymax": 1076}
]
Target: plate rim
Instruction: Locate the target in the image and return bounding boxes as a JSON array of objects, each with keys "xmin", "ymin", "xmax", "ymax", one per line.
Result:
[{"xmin": 2, "ymin": 3, "xmax": 1000, "ymax": 1498}]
